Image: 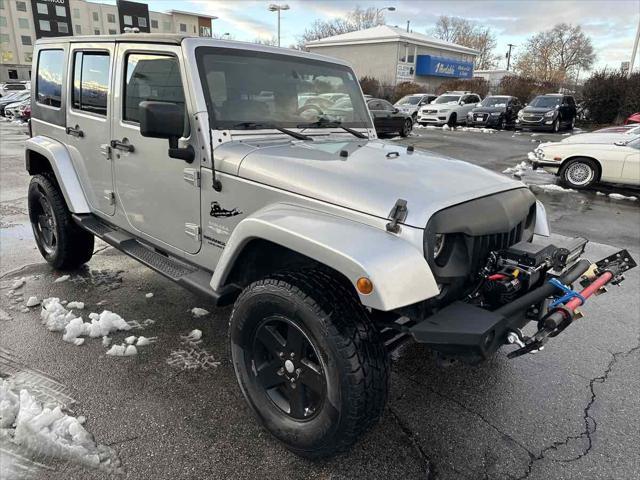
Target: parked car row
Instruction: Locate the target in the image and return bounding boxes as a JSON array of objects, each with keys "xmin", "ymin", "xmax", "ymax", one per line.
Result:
[
  {"xmin": 0, "ymin": 80, "xmax": 30, "ymax": 97},
  {"xmin": 406, "ymin": 90, "xmax": 579, "ymax": 132},
  {"xmin": 0, "ymin": 90, "xmax": 31, "ymax": 120}
]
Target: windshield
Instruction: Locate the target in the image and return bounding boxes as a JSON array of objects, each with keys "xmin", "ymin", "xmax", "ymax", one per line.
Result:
[
  {"xmin": 434, "ymin": 95, "xmax": 460, "ymax": 104},
  {"xmin": 529, "ymin": 96, "xmax": 562, "ymax": 108},
  {"xmin": 480, "ymin": 97, "xmax": 509, "ymax": 107},
  {"xmin": 396, "ymin": 95, "xmax": 421, "ymax": 105},
  {"xmin": 196, "ymin": 47, "xmax": 371, "ymax": 129}
]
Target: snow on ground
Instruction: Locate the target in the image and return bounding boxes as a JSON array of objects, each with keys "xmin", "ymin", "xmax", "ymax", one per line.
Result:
[
  {"xmin": 167, "ymin": 330, "xmax": 220, "ymax": 370},
  {"xmin": 191, "ymin": 307, "xmax": 209, "ymax": 318},
  {"xmin": 11, "ymin": 278, "xmax": 26, "ymax": 290},
  {"xmin": 502, "ymin": 161, "xmax": 530, "ymax": 176},
  {"xmin": 145, "ymin": 292, "xmax": 154, "ymax": 298},
  {"xmin": 53, "ymin": 275, "xmax": 70, "ymax": 284},
  {"xmin": 608, "ymin": 193, "xmax": 638, "ymax": 201},
  {"xmin": 535, "ymin": 184, "xmax": 577, "ymax": 193},
  {"xmin": 0, "ymin": 378, "xmax": 122, "ymax": 476},
  {"xmin": 25, "ymin": 296, "xmax": 40, "ymax": 308},
  {"xmin": 66, "ymin": 301, "xmax": 84, "ymax": 310}
]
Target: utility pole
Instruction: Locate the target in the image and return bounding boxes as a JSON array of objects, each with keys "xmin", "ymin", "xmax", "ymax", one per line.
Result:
[
  {"xmin": 506, "ymin": 44, "xmax": 515, "ymax": 70},
  {"xmin": 629, "ymin": 17, "xmax": 640, "ymax": 78},
  {"xmin": 406, "ymin": 20, "xmax": 410, "ymax": 32}
]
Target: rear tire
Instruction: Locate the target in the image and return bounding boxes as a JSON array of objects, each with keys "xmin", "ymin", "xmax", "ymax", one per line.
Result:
[
  {"xmin": 229, "ymin": 269, "xmax": 389, "ymax": 458},
  {"xmin": 28, "ymin": 173, "xmax": 94, "ymax": 270},
  {"xmin": 559, "ymin": 157, "xmax": 598, "ymax": 189}
]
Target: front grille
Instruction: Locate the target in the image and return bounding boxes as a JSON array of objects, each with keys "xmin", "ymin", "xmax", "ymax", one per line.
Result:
[
  {"xmin": 469, "ymin": 221, "xmax": 525, "ymax": 274},
  {"xmin": 523, "ymin": 114, "xmax": 543, "ymax": 122},
  {"xmin": 424, "ymin": 109, "xmax": 438, "ymax": 114}
]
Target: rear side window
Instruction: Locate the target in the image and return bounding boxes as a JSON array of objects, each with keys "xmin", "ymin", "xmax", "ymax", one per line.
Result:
[
  {"xmin": 123, "ymin": 53, "xmax": 184, "ymax": 123},
  {"xmin": 36, "ymin": 49, "xmax": 64, "ymax": 108},
  {"xmin": 72, "ymin": 51, "xmax": 110, "ymax": 116}
]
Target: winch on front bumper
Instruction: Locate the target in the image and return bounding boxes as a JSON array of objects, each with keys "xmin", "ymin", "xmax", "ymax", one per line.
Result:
[{"xmin": 407, "ymin": 237, "xmax": 636, "ymax": 363}]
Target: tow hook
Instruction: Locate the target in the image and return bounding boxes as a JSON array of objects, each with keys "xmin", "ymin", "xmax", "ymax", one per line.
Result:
[{"xmin": 508, "ymin": 249, "xmax": 637, "ymax": 359}]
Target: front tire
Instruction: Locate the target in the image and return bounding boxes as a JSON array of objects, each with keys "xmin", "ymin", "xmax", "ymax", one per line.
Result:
[
  {"xmin": 559, "ymin": 157, "xmax": 598, "ymax": 189},
  {"xmin": 400, "ymin": 118, "xmax": 412, "ymax": 137},
  {"xmin": 552, "ymin": 118, "xmax": 560, "ymax": 133},
  {"xmin": 28, "ymin": 174, "xmax": 94, "ymax": 270},
  {"xmin": 447, "ymin": 113, "xmax": 457, "ymax": 127},
  {"xmin": 229, "ymin": 269, "xmax": 390, "ymax": 458}
]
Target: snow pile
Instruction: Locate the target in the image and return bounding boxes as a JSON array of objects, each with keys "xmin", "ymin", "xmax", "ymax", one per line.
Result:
[
  {"xmin": 105, "ymin": 344, "xmax": 137, "ymax": 356},
  {"xmin": 502, "ymin": 161, "xmax": 530, "ymax": 176},
  {"xmin": 456, "ymin": 126, "xmax": 496, "ymax": 133},
  {"xmin": 145, "ymin": 292, "xmax": 154, "ymax": 298},
  {"xmin": 536, "ymin": 184, "xmax": 577, "ymax": 193},
  {"xmin": 26, "ymin": 296, "xmax": 40, "ymax": 308},
  {"xmin": 191, "ymin": 307, "xmax": 210, "ymax": 318},
  {"xmin": 41, "ymin": 298, "xmax": 132, "ymax": 346},
  {"xmin": 53, "ymin": 275, "xmax": 70, "ymax": 284},
  {"xmin": 0, "ymin": 379, "xmax": 122, "ymax": 474},
  {"xmin": 441, "ymin": 124, "xmax": 451, "ymax": 131},
  {"xmin": 608, "ymin": 193, "xmax": 638, "ymax": 201},
  {"xmin": 185, "ymin": 329, "xmax": 202, "ymax": 341},
  {"xmin": 66, "ymin": 301, "xmax": 84, "ymax": 310},
  {"xmin": 11, "ymin": 278, "xmax": 26, "ymax": 290}
]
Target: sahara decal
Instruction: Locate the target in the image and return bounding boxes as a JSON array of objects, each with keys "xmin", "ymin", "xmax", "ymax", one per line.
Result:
[{"xmin": 210, "ymin": 201, "xmax": 242, "ymax": 218}]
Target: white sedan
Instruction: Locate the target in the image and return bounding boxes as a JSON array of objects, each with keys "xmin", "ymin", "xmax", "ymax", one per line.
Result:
[{"xmin": 530, "ymin": 136, "xmax": 640, "ymax": 188}]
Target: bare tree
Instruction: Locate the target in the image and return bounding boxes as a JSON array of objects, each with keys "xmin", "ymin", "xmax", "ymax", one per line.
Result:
[
  {"xmin": 253, "ymin": 37, "xmax": 278, "ymax": 46},
  {"xmin": 430, "ymin": 16, "xmax": 499, "ymax": 70},
  {"xmin": 297, "ymin": 6, "xmax": 383, "ymax": 50},
  {"xmin": 514, "ymin": 24, "xmax": 596, "ymax": 83}
]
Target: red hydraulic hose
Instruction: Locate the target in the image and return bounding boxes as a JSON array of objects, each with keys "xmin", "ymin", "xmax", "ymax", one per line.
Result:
[
  {"xmin": 544, "ymin": 270, "xmax": 613, "ymax": 329},
  {"xmin": 565, "ymin": 271, "xmax": 613, "ymax": 310}
]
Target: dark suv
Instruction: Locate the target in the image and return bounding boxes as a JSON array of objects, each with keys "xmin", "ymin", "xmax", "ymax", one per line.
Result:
[
  {"xmin": 467, "ymin": 95, "xmax": 522, "ymax": 129},
  {"xmin": 515, "ymin": 94, "xmax": 576, "ymax": 132}
]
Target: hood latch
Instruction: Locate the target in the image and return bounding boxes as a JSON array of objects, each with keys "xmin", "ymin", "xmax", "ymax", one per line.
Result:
[{"xmin": 386, "ymin": 199, "xmax": 408, "ymax": 234}]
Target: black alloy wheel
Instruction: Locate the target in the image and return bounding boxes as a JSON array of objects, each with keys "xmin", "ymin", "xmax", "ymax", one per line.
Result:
[{"xmin": 251, "ymin": 315, "xmax": 326, "ymax": 420}]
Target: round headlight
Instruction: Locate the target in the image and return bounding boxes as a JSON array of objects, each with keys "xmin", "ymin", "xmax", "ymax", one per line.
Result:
[{"xmin": 433, "ymin": 234, "xmax": 446, "ymax": 259}]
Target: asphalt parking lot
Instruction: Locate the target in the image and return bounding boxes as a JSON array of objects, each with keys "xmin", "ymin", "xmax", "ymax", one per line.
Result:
[{"xmin": 1, "ymin": 119, "xmax": 639, "ymax": 480}]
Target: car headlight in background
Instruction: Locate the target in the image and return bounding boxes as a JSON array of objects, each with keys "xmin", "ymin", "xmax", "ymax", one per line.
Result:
[
  {"xmin": 433, "ymin": 234, "xmax": 446, "ymax": 259},
  {"xmin": 544, "ymin": 110, "xmax": 556, "ymax": 117},
  {"xmin": 517, "ymin": 110, "xmax": 524, "ymax": 118},
  {"xmin": 490, "ymin": 112, "xmax": 501, "ymax": 116}
]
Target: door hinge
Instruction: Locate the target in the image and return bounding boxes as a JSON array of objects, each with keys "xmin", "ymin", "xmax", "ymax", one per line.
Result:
[
  {"xmin": 183, "ymin": 168, "xmax": 200, "ymax": 187},
  {"xmin": 184, "ymin": 223, "xmax": 201, "ymax": 241},
  {"xmin": 100, "ymin": 144, "xmax": 112, "ymax": 160},
  {"xmin": 386, "ymin": 198, "xmax": 408, "ymax": 234},
  {"xmin": 104, "ymin": 190, "xmax": 115, "ymax": 205}
]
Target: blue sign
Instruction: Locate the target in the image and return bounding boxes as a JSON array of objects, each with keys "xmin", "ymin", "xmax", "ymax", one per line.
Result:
[{"xmin": 415, "ymin": 55, "xmax": 474, "ymax": 78}]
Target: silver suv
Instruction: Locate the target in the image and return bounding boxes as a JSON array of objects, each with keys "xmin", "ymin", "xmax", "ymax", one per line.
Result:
[
  {"xmin": 25, "ymin": 34, "xmax": 633, "ymax": 458},
  {"xmin": 417, "ymin": 91, "xmax": 481, "ymax": 127}
]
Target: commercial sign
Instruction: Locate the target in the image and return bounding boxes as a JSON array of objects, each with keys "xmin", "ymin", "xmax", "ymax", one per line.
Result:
[
  {"xmin": 116, "ymin": 0, "xmax": 150, "ymax": 33},
  {"xmin": 30, "ymin": 0, "xmax": 72, "ymax": 39},
  {"xmin": 396, "ymin": 64, "xmax": 415, "ymax": 83},
  {"xmin": 415, "ymin": 55, "xmax": 474, "ymax": 79}
]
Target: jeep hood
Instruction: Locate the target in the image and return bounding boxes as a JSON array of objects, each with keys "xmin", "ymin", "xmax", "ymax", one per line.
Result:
[{"xmin": 220, "ymin": 139, "xmax": 525, "ymax": 228}]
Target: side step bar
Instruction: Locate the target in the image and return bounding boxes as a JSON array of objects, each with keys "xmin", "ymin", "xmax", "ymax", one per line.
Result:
[{"xmin": 73, "ymin": 214, "xmax": 238, "ymax": 305}]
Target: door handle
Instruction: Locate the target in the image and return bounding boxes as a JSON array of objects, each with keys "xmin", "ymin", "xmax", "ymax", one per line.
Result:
[
  {"xmin": 65, "ymin": 125, "xmax": 84, "ymax": 137},
  {"xmin": 110, "ymin": 139, "xmax": 135, "ymax": 153}
]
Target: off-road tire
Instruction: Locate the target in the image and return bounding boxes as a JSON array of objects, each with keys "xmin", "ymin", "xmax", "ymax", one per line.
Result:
[
  {"xmin": 229, "ymin": 269, "xmax": 390, "ymax": 458},
  {"xmin": 400, "ymin": 118, "xmax": 412, "ymax": 137},
  {"xmin": 447, "ymin": 113, "xmax": 457, "ymax": 127},
  {"xmin": 559, "ymin": 157, "xmax": 598, "ymax": 189},
  {"xmin": 28, "ymin": 173, "xmax": 94, "ymax": 269}
]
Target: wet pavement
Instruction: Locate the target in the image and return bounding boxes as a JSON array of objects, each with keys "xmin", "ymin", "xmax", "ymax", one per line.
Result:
[{"xmin": 1, "ymin": 119, "xmax": 639, "ymax": 479}]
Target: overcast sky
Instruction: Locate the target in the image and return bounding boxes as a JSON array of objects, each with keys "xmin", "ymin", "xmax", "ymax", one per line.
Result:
[{"xmin": 119, "ymin": 0, "xmax": 639, "ymax": 72}]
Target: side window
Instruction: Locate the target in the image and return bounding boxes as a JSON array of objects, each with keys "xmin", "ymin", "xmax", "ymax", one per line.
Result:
[
  {"xmin": 123, "ymin": 53, "xmax": 185, "ymax": 124},
  {"xmin": 381, "ymin": 100, "xmax": 394, "ymax": 111},
  {"xmin": 72, "ymin": 51, "xmax": 110, "ymax": 116},
  {"xmin": 36, "ymin": 49, "xmax": 64, "ymax": 108},
  {"xmin": 368, "ymin": 100, "xmax": 381, "ymax": 110}
]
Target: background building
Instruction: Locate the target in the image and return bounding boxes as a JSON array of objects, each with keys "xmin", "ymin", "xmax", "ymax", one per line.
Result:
[
  {"xmin": 306, "ymin": 25, "xmax": 478, "ymax": 92},
  {"xmin": 0, "ymin": 0, "xmax": 216, "ymax": 82},
  {"xmin": 474, "ymin": 69, "xmax": 510, "ymax": 93}
]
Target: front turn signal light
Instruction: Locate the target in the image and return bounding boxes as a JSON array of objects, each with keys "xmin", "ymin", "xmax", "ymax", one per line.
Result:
[{"xmin": 356, "ymin": 277, "xmax": 373, "ymax": 295}]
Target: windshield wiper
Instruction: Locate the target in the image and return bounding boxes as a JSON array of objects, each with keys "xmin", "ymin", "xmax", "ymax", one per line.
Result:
[
  {"xmin": 231, "ymin": 122, "xmax": 312, "ymax": 141},
  {"xmin": 297, "ymin": 119, "xmax": 368, "ymax": 139}
]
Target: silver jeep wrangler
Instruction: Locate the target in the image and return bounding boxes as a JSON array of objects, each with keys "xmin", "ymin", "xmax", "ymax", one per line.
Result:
[{"xmin": 25, "ymin": 34, "xmax": 635, "ymax": 458}]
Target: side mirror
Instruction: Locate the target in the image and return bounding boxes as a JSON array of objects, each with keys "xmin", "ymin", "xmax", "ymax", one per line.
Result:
[
  {"xmin": 139, "ymin": 101, "xmax": 194, "ymax": 163},
  {"xmin": 614, "ymin": 141, "xmax": 626, "ymax": 147}
]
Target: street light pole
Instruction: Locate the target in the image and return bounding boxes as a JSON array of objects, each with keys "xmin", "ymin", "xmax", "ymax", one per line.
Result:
[
  {"xmin": 629, "ymin": 17, "xmax": 640, "ymax": 78},
  {"xmin": 268, "ymin": 4, "xmax": 290, "ymax": 47},
  {"xmin": 375, "ymin": 6, "xmax": 396, "ymax": 24}
]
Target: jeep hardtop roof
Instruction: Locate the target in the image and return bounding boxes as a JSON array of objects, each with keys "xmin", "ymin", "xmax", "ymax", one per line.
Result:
[
  {"xmin": 35, "ymin": 33, "xmax": 195, "ymax": 45},
  {"xmin": 35, "ymin": 34, "xmax": 354, "ymax": 68}
]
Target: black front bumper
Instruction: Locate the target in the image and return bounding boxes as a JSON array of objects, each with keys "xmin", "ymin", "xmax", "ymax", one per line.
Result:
[
  {"xmin": 409, "ymin": 259, "xmax": 591, "ymax": 363},
  {"xmin": 468, "ymin": 115, "xmax": 501, "ymax": 127}
]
